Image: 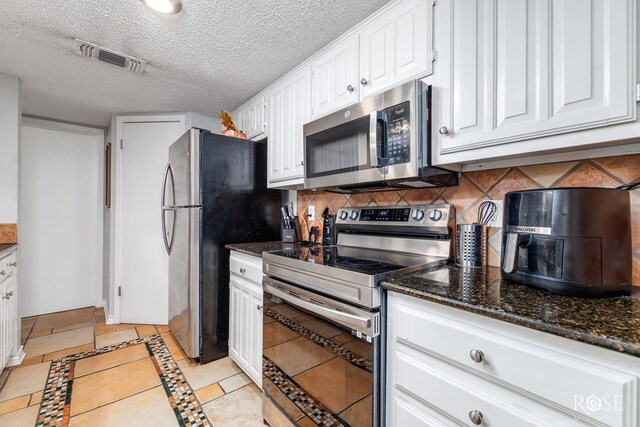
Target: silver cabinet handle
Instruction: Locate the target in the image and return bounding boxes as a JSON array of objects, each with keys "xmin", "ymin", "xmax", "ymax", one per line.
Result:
[
  {"xmin": 469, "ymin": 349, "xmax": 484, "ymax": 363},
  {"xmin": 2, "ymin": 291, "xmax": 12, "ymax": 300},
  {"xmin": 0, "ymin": 270, "xmax": 5, "ymax": 276},
  {"xmin": 8, "ymin": 262, "xmax": 17, "ymax": 267},
  {"xmin": 439, "ymin": 126, "xmax": 449, "ymax": 135},
  {"xmin": 360, "ymin": 78, "xmax": 368, "ymax": 86},
  {"xmin": 347, "ymin": 84, "xmax": 354, "ymax": 93},
  {"xmin": 469, "ymin": 410, "xmax": 483, "ymax": 425},
  {"xmin": 257, "ymin": 305, "xmax": 263, "ymax": 311},
  {"xmin": 239, "ymin": 268, "xmax": 246, "ymax": 275}
]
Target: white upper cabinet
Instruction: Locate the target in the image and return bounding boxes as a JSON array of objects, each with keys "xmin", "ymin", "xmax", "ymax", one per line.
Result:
[
  {"xmin": 311, "ymin": 33, "xmax": 360, "ymax": 119},
  {"xmin": 438, "ymin": 0, "xmax": 636, "ymax": 156},
  {"xmin": 360, "ymin": 0, "xmax": 433, "ymax": 98},
  {"xmin": 267, "ymin": 66, "xmax": 311, "ymax": 187},
  {"xmin": 232, "ymin": 96, "xmax": 265, "ymax": 140},
  {"xmin": 241, "ymin": 96, "xmax": 266, "ymax": 140}
]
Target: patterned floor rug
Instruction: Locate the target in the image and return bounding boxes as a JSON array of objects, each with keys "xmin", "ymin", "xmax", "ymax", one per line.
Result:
[{"xmin": 35, "ymin": 334, "xmax": 211, "ymax": 427}]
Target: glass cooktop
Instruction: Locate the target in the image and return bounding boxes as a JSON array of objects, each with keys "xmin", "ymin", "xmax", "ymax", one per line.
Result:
[{"xmin": 266, "ymin": 245, "xmax": 439, "ymax": 276}]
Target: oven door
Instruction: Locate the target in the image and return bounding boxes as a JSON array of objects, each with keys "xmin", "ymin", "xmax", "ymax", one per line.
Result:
[{"xmin": 262, "ymin": 277, "xmax": 381, "ymax": 427}]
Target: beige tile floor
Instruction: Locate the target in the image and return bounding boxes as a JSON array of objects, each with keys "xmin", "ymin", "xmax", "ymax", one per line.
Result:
[{"xmin": 0, "ymin": 307, "xmax": 264, "ymax": 426}]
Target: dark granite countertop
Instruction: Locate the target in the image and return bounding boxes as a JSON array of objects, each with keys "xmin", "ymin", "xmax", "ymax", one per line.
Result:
[
  {"xmin": 383, "ymin": 265, "xmax": 640, "ymax": 358},
  {"xmin": 225, "ymin": 241, "xmax": 299, "ymax": 258},
  {"xmin": 0, "ymin": 243, "xmax": 17, "ymax": 257}
]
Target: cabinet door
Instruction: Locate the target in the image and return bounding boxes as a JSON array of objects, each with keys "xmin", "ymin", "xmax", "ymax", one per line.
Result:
[
  {"xmin": 228, "ymin": 278, "xmax": 243, "ymax": 364},
  {"xmin": 267, "ymin": 66, "xmax": 311, "ymax": 185},
  {"xmin": 438, "ymin": 0, "xmax": 635, "ymax": 155},
  {"xmin": 247, "ymin": 286, "xmax": 263, "ymax": 388},
  {"xmin": 360, "ymin": 0, "xmax": 432, "ymax": 98},
  {"xmin": 5, "ymin": 275, "xmax": 16, "ymax": 359},
  {"xmin": 311, "ymin": 33, "xmax": 360, "ymax": 119},
  {"xmin": 244, "ymin": 97, "xmax": 266, "ymax": 140},
  {"xmin": 0, "ymin": 280, "xmax": 9, "ymax": 369}
]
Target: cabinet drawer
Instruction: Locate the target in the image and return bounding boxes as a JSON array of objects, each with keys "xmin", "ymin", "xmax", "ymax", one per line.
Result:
[
  {"xmin": 396, "ymin": 344, "xmax": 589, "ymax": 427},
  {"xmin": 0, "ymin": 253, "xmax": 16, "ymax": 284},
  {"xmin": 229, "ymin": 251, "xmax": 263, "ymax": 285},
  {"xmin": 394, "ymin": 300, "xmax": 637, "ymax": 424}
]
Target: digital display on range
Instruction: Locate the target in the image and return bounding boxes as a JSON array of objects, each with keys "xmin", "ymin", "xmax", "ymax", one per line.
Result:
[{"xmin": 360, "ymin": 208, "xmax": 411, "ymax": 222}]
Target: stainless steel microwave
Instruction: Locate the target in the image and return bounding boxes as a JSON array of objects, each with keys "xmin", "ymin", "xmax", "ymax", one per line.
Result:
[{"xmin": 303, "ymin": 80, "xmax": 458, "ymax": 192}]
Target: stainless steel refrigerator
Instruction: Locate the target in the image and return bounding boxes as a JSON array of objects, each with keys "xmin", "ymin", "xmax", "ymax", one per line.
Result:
[{"xmin": 161, "ymin": 128, "xmax": 283, "ymax": 363}]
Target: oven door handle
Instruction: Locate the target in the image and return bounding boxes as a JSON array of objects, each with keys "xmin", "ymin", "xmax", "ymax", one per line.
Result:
[{"xmin": 264, "ymin": 282, "xmax": 378, "ymax": 336}]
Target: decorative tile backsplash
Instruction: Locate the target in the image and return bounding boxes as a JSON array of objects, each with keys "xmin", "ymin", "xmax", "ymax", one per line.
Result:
[{"xmin": 297, "ymin": 154, "xmax": 640, "ymax": 286}]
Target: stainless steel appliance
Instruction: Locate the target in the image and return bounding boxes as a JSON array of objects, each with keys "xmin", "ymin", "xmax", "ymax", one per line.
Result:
[
  {"xmin": 501, "ymin": 188, "xmax": 632, "ymax": 297},
  {"xmin": 162, "ymin": 128, "xmax": 282, "ymax": 363},
  {"xmin": 262, "ymin": 204, "xmax": 455, "ymax": 426},
  {"xmin": 303, "ymin": 80, "xmax": 458, "ymax": 192}
]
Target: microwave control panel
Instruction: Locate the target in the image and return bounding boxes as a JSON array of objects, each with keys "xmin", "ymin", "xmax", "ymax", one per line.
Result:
[{"xmin": 383, "ymin": 101, "xmax": 411, "ymax": 166}]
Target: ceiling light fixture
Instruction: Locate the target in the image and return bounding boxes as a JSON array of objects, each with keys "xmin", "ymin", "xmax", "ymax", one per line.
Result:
[{"xmin": 142, "ymin": 0, "xmax": 182, "ymax": 14}]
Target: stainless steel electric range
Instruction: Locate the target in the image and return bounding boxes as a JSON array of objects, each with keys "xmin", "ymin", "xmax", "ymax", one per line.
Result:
[{"xmin": 261, "ymin": 204, "xmax": 455, "ymax": 427}]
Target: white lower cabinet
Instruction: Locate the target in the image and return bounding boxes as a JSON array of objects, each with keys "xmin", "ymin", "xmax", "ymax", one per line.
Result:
[
  {"xmin": 0, "ymin": 250, "xmax": 23, "ymax": 371},
  {"xmin": 387, "ymin": 293, "xmax": 640, "ymax": 427},
  {"xmin": 228, "ymin": 251, "xmax": 263, "ymax": 388}
]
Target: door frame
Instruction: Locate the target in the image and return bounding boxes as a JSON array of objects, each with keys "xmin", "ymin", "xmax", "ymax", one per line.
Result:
[
  {"xmin": 113, "ymin": 114, "xmax": 185, "ymax": 324},
  {"xmin": 20, "ymin": 116, "xmax": 105, "ymax": 312}
]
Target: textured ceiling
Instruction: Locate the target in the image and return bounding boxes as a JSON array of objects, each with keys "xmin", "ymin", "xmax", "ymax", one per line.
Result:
[{"xmin": 0, "ymin": 0, "xmax": 390, "ymax": 127}]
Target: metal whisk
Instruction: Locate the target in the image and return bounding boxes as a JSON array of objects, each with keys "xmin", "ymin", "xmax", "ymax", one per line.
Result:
[{"xmin": 477, "ymin": 201, "xmax": 497, "ymax": 225}]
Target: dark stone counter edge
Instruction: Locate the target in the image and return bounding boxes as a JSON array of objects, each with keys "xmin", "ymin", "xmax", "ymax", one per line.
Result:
[
  {"xmin": 383, "ymin": 282, "xmax": 640, "ymax": 358},
  {"xmin": 225, "ymin": 241, "xmax": 293, "ymax": 259},
  {"xmin": 0, "ymin": 243, "xmax": 17, "ymax": 258}
]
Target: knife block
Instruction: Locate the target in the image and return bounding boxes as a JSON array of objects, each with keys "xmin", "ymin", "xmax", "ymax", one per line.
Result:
[{"xmin": 282, "ymin": 216, "xmax": 300, "ymax": 243}]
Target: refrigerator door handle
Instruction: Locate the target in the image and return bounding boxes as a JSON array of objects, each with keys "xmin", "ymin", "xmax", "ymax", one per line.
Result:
[{"xmin": 161, "ymin": 162, "xmax": 176, "ymax": 255}]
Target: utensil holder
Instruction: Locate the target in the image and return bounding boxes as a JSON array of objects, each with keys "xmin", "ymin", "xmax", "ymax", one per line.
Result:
[
  {"xmin": 456, "ymin": 224, "xmax": 486, "ymax": 267},
  {"xmin": 282, "ymin": 216, "xmax": 300, "ymax": 243}
]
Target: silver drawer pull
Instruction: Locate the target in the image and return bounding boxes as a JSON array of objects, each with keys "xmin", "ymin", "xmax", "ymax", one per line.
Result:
[
  {"xmin": 239, "ymin": 268, "xmax": 246, "ymax": 275},
  {"xmin": 0, "ymin": 270, "xmax": 5, "ymax": 276},
  {"xmin": 8, "ymin": 262, "xmax": 17, "ymax": 267},
  {"xmin": 469, "ymin": 410, "xmax": 483, "ymax": 425},
  {"xmin": 469, "ymin": 349, "xmax": 484, "ymax": 363},
  {"xmin": 256, "ymin": 305, "xmax": 263, "ymax": 311},
  {"xmin": 2, "ymin": 291, "xmax": 12, "ymax": 300}
]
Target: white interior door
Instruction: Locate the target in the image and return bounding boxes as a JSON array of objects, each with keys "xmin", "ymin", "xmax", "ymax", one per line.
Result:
[
  {"xmin": 120, "ymin": 120, "xmax": 184, "ymax": 325},
  {"xmin": 19, "ymin": 123, "xmax": 102, "ymax": 317}
]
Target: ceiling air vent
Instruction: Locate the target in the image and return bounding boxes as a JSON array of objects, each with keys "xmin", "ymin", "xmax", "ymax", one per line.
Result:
[{"xmin": 76, "ymin": 39, "xmax": 147, "ymax": 74}]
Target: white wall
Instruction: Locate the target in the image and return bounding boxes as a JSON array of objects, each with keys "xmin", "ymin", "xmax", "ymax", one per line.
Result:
[
  {"xmin": 19, "ymin": 119, "xmax": 104, "ymax": 316},
  {"xmin": 0, "ymin": 73, "xmax": 21, "ymax": 223}
]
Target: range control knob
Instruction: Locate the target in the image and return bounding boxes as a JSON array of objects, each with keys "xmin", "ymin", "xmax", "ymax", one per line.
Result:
[
  {"xmin": 339, "ymin": 210, "xmax": 349, "ymax": 220},
  {"xmin": 428, "ymin": 209, "xmax": 443, "ymax": 222},
  {"xmin": 411, "ymin": 209, "xmax": 425, "ymax": 221},
  {"xmin": 350, "ymin": 211, "xmax": 359, "ymax": 220}
]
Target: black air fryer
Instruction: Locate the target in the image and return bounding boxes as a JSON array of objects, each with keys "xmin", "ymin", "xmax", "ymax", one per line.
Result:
[{"xmin": 501, "ymin": 188, "xmax": 632, "ymax": 297}]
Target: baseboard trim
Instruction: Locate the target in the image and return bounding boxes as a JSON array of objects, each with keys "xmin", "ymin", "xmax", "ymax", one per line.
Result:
[
  {"xmin": 7, "ymin": 346, "xmax": 26, "ymax": 367},
  {"xmin": 102, "ymin": 299, "xmax": 116, "ymax": 325}
]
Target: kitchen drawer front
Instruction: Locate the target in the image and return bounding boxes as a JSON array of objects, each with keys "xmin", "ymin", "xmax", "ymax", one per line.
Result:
[
  {"xmin": 0, "ymin": 253, "xmax": 16, "ymax": 284},
  {"xmin": 396, "ymin": 344, "xmax": 590, "ymax": 427},
  {"xmin": 229, "ymin": 251, "xmax": 262, "ymax": 285},
  {"xmin": 394, "ymin": 298, "xmax": 638, "ymax": 425},
  {"xmin": 392, "ymin": 390, "xmax": 460, "ymax": 427}
]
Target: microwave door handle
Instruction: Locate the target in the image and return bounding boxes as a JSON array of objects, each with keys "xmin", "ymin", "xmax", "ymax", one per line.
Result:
[
  {"xmin": 369, "ymin": 111, "xmax": 389, "ymax": 168},
  {"xmin": 369, "ymin": 111, "xmax": 380, "ymax": 168}
]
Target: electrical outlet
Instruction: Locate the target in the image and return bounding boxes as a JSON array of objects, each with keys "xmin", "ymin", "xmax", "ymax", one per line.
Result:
[
  {"xmin": 487, "ymin": 200, "xmax": 503, "ymax": 226},
  {"xmin": 308, "ymin": 205, "xmax": 316, "ymax": 221}
]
